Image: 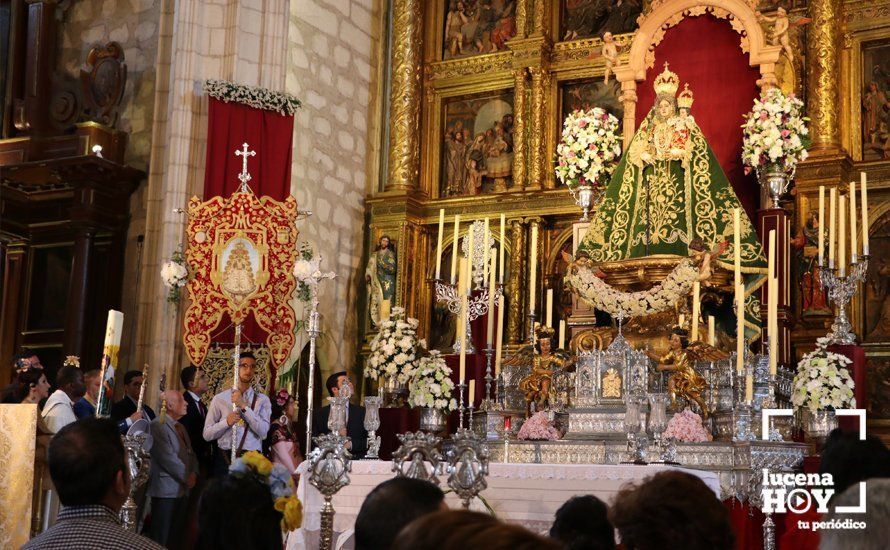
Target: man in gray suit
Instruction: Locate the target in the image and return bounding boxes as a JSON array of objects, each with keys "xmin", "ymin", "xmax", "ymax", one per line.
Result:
[{"xmin": 147, "ymin": 390, "xmax": 196, "ymax": 548}]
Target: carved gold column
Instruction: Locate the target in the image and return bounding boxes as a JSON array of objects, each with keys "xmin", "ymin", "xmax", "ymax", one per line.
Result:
[
  {"xmin": 806, "ymin": 0, "xmax": 843, "ymax": 153},
  {"xmin": 385, "ymin": 0, "xmax": 423, "ymax": 191},
  {"xmin": 528, "ymin": 66, "xmax": 550, "ymax": 190},
  {"xmin": 514, "ymin": 0, "xmax": 529, "ymax": 39},
  {"xmin": 512, "ymin": 68, "xmax": 528, "ymax": 190},
  {"xmin": 531, "ymin": 0, "xmax": 547, "ymax": 35},
  {"xmin": 507, "ymin": 219, "xmax": 527, "ymax": 344}
]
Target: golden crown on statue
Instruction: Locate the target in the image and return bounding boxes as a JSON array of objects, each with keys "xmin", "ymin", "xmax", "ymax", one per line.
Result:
[
  {"xmin": 677, "ymin": 83, "xmax": 694, "ymax": 109},
  {"xmin": 653, "ymin": 62, "xmax": 680, "ymax": 96},
  {"xmin": 534, "ymin": 323, "xmax": 556, "ymax": 340}
]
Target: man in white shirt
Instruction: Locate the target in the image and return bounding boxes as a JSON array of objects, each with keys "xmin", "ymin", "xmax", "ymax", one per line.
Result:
[
  {"xmin": 42, "ymin": 365, "xmax": 86, "ymax": 433},
  {"xmin": 203, "ymin": 352, "xmax": 271, "ymax": 477}
]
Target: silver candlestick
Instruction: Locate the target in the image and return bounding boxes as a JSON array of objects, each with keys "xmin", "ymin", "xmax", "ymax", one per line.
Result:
[
  {"xmin": 820, "ymin": 257, "xmax": 869, "ymax": 345},
  {"xmin": 467, "ymin": 401, "xmax": 475, "ymax": 431},
  {"xmin": 457, "ymin": 381, "xmax": 467, "ymax": 429},
  {"xmin": 479, "ymin": 346, "xmax": 496, "ymax": 411},
  {"xmin": 433, "ymin": 279, "xmax": 502, "ymax": 354},
  {"xmin": 527, "ymin": 312, "xmax": 537, "ymax": 344},
  {"xmin": 363, "ymin": 396, "xmax": 382, "ymax": 459}
]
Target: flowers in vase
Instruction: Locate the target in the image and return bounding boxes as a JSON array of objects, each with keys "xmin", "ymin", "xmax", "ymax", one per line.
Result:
[
  {"xmin": 555, "ymin": 107, "xmax": 621, "ymax": 197},
  {"xmin": 408, "ymin": 351, "xmax": 457, "ymax": 412},
  {"xmin": 742, "ymin": 88, "xmax": 810, "ymax": 175},
  {"xmin": 366, "ymin": 307, "xmax": 422, "ymax": 384},
  {"xmin": 663, "ymin": 409, "xmax": 712, "ymax": 443},
  {"xmin": 160, "ymin": 246, "xmax": 189, "ymax": 304},
  {"xmin": 791, "ymin": 341, "xmax": 855, "ymax": 413}
]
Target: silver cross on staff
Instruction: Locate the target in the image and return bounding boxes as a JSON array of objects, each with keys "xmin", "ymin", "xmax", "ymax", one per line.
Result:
[{"xmin": 235, "ymin": 142, "xmax": 256, "ymax": 192}]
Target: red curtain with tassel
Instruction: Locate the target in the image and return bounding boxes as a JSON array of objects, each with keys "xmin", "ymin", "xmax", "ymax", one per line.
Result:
[
  {"xmin": 634, "ymin": 15, "xmax": 762, "ymax": 220},
  {"xmin": 202, "ymin": 98, "xmax": 296, "ymax": 363}
]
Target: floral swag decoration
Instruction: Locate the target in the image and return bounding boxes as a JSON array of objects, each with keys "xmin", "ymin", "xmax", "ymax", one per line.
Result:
[
  {"xmin": 161, "ymin": 244, "xmax": 189, "ymax": 305},
  {"xmin": 229, "ymin": 451, "xmax": 303, "ymax": 532},
  {"xmin": 408, "ymin": 351, "xmax": 457, "ymax": 412},
  {"xmin": 791, "ymin": 336, "xmax": 856, "ymax": 413},
  {"xmin": 203, "ymin": 79, "xmax": 302, "ymax": 116},
  {"xmin": 555, "ymin": 107, "xmax": 621, "ymax": 204},
  {"xmin": 365, "ymin": 307, "xmax": 424, "ymax": 384},
  {"xmin": 742, "ymin": 87, "xmax": 810, "ymax": 176},
  {"xmin": 565, "ymin": 259, "xmax": 699, "ymax": 320}
]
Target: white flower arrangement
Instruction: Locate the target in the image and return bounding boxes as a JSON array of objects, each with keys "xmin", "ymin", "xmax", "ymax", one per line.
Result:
[
  {"xmin": 565, "ymin": 258, "xmax": 699, "ymax": 319},
  {"xmin": 555, "ymin": 107, "xmax": 622, "ymax": 196},
  {"xmin": 203, "ymin": 79, "xmax": 302, "ymax": 116},
  {"xmin": 408, "ymin": 351, "xmax": 457, "ymax": 412},
  {"xmin": 366, "ymin": 307, "xmax": 423, "ymax": 384},
  {"xmin": 791, "ymin": 339, "xmax": 856, "ymax": 413},
  {"xmin": 161, "ymin": 246, "xmax": 189, "ymax": 304},
  {"xmin": 742, "ymin": 88, "xmax": 810, "ymax": 176},
  {"xmin": 292, "ymin": 241, "xmax": 320, "ymax": 303}
]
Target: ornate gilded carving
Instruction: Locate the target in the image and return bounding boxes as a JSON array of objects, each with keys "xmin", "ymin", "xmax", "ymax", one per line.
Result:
[
  {"xmin": 386, "ymin": 0, "xmax": 423, "ymax": 191},
  {"xmin": 507, "ymin": 219, "xmax": 527, "ymax": 344},
  {"xmin": 841, "ymin": 0, "xmax": 890, "ymax": 23},
  {"xmin": 514, "ymin": 0, "xmax": 528, "ymax": 39},
  {"xmin": 532, "ymin": 0, "xmax": 546, "ymax": 35},
  {"xmin": 528, "ymin": 67, "xmax": 550, "ymax": 189},
  {"xmin": 551, "ymin": 34, "xmax": 634, "ymax": 65},
  {"xmin": 645, "ymin": 7, "xmax": 750, "ymax": 70},
  {"xmin": 428, "ymin": 52, "xmax": 513, "ymax": 82},
  {"xmin": 806, "ymin": 0, "xmax": 842, "ymax": 152},
  {"xmin": 512, "ymin": 68, "xmax": 528, "ymax": 189}
]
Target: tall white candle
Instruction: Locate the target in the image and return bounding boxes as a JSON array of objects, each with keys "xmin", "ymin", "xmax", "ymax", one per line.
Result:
[
  {"xmin": 495, "ymin": 295, "xmax": 505, "ymax": 375},
  {"xmin": 482, "ymin": 218, "xmax": 490, "ymax": 283},
  {"xmin": 499, "ymin": 214, "xmax": 506, "ymax": 284},
  {"xmin": 769, "ymin": 273, "xmax": 778, "ymax": 376},
  {"xmin": 733, "ymin": 208, "xmax": 741, "ymax": 287},
  {"xmin": 435, "ymin": 209, "xmax": 445, "ymax": 280},
  {"xmin": 818, "ymin": 186, "xmax": 825, "ymax": 267},
  {"xmin": 459, "ymin": 291, "xmax": 468, "ymax": 382},
  {"xmin": 487, "ymin": 256, "xmax": 496, "ymax": 346},
  {"xmin": 861, "ymin": 172, "xmax": 870, "ymax": 256},
  {"xmin": 839, "ymin": 194, "xmax": 846, "ymax": 277},
  {"xmin": 467, "ymin": 223, "xmax": 475, "ymax": 287},
  {"xmin": 450, "ymin": 215, "xmax": 461, "ymax": 284},
  {"xmin": 850, "ymin": 181, "xmax": 858, "ymax": 264},
  {"xmin": 708, "ymin": 315, "xmax": 716, "ymax": 347},
  {"xmin": 546, "ymin": 289, "xmax": 554, "ymax": 328},
  {"xmin": 558, "ymin": 320, "xmax": 566, "ymax": 350},
  {"xmin": 468, "ymin": 379, "xmax": 475, "ymax": 406},
  {"xmin": 691, "ymin": 281, "xmax": 700, "ymax": 341},
  {"xmin": 736, "ymin": 283, "xmax": 745, "ymax": 374},
  {"xmin": 529, "ymin": 224, "xmax": 538, "ymax": 312},
  {"xmin": 828, "ymin": 188, "xmax": 836, "ymax": 269}
]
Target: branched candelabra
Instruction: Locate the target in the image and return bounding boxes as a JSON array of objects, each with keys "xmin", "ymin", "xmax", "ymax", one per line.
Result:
[
  {"xmin": 820, "ymin": 257, "xmax": 869, "ymax": 345},
  {"xmin": 434, "ymin": 280, "xmax": 501, "ymax": 354}
]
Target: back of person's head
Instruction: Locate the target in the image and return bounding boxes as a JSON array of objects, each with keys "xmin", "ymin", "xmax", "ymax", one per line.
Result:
[
  {"xmin": 196, "ymin": 473, "xmax": 282, "ymax": 550},
  {"xmin": 48, "ymin": 418, "xmax": 126, "ymax": 507},
  {"xmin": 355, "ymin": 477, "xmax": 445, "ymax": 550},
  {"xmin": 550, "ymin": 495, "xmax": 614, "ymax": 550},
  {"xmin": 820, "ymin": 429, "xmax": 890, "ymax": 494},
  {"xmin": 820, "ymin": 479, "xmax": 890, "ymax": 550},
  {"xmin": 82, "ymin": 368, "xmax": 101, "ymax": 383},
  {"xmin": 609, "ymin": 471, "xmax": 733, "ymax": 550},
  {"xmin": 392, "ymin": 510, "xmax": 560, "ymax": 550},
  {"xmin": 56, "ymin": 364, "xmax": 82, "ymax": 387},
  {"xmin": 326, "ymin": 371, "xmax": 347, "ymax": 396}
]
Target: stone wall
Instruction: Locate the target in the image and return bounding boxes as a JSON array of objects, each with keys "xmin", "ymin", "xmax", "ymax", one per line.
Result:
[{"xmin": 285, "ymin": 0, "xmax": 382, "ymax": 381}]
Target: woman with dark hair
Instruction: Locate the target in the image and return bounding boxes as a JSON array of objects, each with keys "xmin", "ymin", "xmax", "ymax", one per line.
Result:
[
  {"xmin": 393, "ymin": 509, "xmax": 560, "ymax": 550},
  {"xmin": 265, "ymin": 389, "xmax": 303, "ymax": 483},
  {"xmin": 3, "ymin": 366, "xmax": 51, "ymax": 404},
  {"xmin": 196, "ymin": 473, "xmax": 284, "ymax": 550}
]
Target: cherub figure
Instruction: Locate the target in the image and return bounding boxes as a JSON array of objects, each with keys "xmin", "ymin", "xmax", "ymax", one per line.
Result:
[
  {"xmin": 757, "ymin": 7, "xmax": 811, "ymax": 63},
  {"xmin": 602, "ymin": 32, "xmax": 619, "ymax": 84},
  {"xmin": 506, "ymin": 324, "xmax": 575, "ymax": 417},
  {"xmin": 688, "ymin": 238, "xmax": 729, "ymax": 282},
  {"xmin": 647, "ymin": 327, "xmax": 727, "ymax": 417}
]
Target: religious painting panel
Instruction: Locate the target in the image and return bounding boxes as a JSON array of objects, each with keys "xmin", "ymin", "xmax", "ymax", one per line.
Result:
[
  {"xmin": 442, "ymin": 0, "xmax": 517, "ymax": 60},
  {"xmin": 441, "ymin": 90, "xmax": 514, "ymax": 197},
  {"xmin": 863, "ymin": 211, "xmax": 890, "ymax": 343},
  {"xmin": 791, "ymin": 196, "xmax": 830, "ymax": 318},
  {"xmin": 861, "ymin": 39, "xmax": 890, "ymax": 161},
  {"xmin": 559, "ymin": 78, "xmax": 623, "ymax": 134},
  {"xmin": 559, "ymin": 0, "xmax": 642, "ymax": 42}
]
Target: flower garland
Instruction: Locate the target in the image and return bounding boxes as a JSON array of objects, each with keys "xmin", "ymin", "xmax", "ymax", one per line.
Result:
[
  {"xmin": 565, "ymin": 259, "xmax": 699, "ymax": 319},
  {"xmin": 663, "ymin": 409, "xmax": 712, "ymax": 443},
  {"xmin": 160, "ymin": 244, "xmax": 189, "ymax": 305},
  {"xmin": 408, "ymin": 351, "xmax": 457, "ymax": 412},
  {"xmin": 742, "ymin": 88, "xmax": 810, "ymax": 176},
  {"xmin": 555, "ymin": 107, "xmax": 622, "ymax": 197},
  {"xmin": 203, "ymin": 79, "xmax": 302, "ymax": 116},
  {"xmin": 791, "ymin": 337, "xmax": 855, "ymax": 413},
  {"xmin": 229, "ymin": 451, "xmax": 302, "ymax": 532},
  {"xmin": 365, "ymin": 307, "xmax": 423, "ymax": 384}
]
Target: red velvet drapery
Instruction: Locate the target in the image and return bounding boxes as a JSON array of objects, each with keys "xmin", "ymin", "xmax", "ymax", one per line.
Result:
[
  {"xmin": 202, "ymin": 98, "xmax": 296, "ymax": 363},
  {"xmin": 635, "ymin": 15, "xmax": 762, "ymax": 221}
]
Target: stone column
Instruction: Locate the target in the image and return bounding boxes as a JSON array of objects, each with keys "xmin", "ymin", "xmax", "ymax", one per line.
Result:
[
  {"xmin": 385, "ymin": 0, "xmax": 424, "ymax": 192},
  {"xmin": 507, "ymin": 219, "xmax": 526, "ymax": 344},
  {"xmin": 527, "ymin": 67, "xmax": 550, "ymax": 190},
  {"xmin": 512, "ymin": 68, "xmax": 528, "ymax": 190},
  {"xmin": 806, "ymin": 0, "xmax": 843, "ymax": 153}
]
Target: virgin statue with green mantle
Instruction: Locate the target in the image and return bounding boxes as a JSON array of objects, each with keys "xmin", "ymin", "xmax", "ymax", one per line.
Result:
[{"xmin": 574, "ymin": 64, "xmax": 766, "ymax": 338}]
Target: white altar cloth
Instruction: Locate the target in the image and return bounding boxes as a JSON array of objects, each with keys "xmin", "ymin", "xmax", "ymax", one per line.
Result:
[{"xmin": 289, "ymin": 460, "xmax": 720, "ymax": 549}]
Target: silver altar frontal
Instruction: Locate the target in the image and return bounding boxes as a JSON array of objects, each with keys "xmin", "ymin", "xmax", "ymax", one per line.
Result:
[{"xmin": 474, "ymin": 334, "xmax": 809, "ymax": 502}]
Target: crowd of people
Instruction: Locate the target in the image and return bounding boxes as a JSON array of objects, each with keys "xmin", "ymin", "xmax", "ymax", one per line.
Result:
[{"xmin": 5, "ymin": 348, "xmax": 890, "ymax": 550}]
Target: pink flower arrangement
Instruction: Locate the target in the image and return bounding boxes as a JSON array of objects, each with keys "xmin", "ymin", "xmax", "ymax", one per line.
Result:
[
  {"xmin": 663, "ymin": 409, "xmax": 712, "ymax": 443},
  {"xmin": 517, "ymin": 411, "xmax": 560, "ymax": 441}
]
